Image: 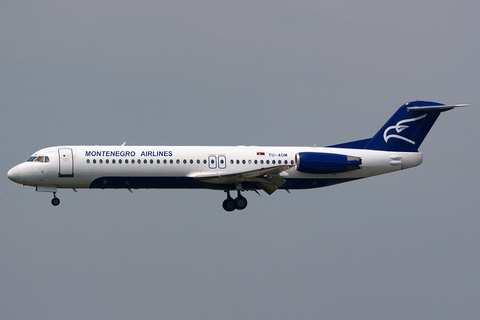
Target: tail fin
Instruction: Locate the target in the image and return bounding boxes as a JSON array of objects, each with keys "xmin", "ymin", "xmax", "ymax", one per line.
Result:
[{"xmin": 364, "ymin": 101, "xmax": 468, "ymax": 152}]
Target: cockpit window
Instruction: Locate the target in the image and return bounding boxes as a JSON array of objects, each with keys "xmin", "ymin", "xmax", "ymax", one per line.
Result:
[{"xmin": 27, "ymin": 155, "xmax": 50, "ymax": 163}]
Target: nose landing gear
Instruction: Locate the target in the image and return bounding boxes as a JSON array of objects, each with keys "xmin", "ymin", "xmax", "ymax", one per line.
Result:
[
  {"xmin": 222, "ymin": 190, "xmax": 248, "ymax": 211},
  {"xmin": 51, "ymin": 192, "xmax": 60, "ymax": 206},
  {"xmin": 35, "ymin": 187, "xmax": 61, "ymax": 206}
]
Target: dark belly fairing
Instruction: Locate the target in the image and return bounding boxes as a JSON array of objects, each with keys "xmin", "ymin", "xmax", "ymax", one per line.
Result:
[{"xmin": 88, "ymin": 176, "xmax": 360, "ymax": 190}]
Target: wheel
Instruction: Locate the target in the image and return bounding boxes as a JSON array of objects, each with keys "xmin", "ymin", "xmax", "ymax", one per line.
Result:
[
  {"xmin": 222, "ymin": 198, "xmax": 236, "ymax": 211},
  {"xmin": 234, "ymin": 196, "xmax": 248, "ymax": 210},
  {"xmin": 51, "ymin": 197, "xmax": 60, "ymax": 206}
]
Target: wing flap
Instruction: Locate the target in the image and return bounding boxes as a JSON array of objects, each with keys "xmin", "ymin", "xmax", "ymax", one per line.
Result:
[{"xmin": 257, "ymin": 181, "xmax": 280, "ymax": 195}]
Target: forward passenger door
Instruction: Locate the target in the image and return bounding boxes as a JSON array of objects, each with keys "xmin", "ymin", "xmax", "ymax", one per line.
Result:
[{"xmin": 58, "ymin": 148, "xmax": 74, "ymax": 177}]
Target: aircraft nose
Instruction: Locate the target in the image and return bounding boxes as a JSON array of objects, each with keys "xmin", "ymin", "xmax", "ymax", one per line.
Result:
[{"xmin": 7, "ymin": 165, "xmax": 22, "ymax": 183}]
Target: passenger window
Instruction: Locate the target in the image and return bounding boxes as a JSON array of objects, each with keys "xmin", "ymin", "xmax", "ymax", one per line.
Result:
[
  {"xmin": 138, "ymin": 159, "xmax": 141, "ymax": 164},
  {"xmin": 125, "ymin": 159, "xmax": 129, "ymax": 164},
  {"xmin": 230, "ymin": 159, "xmax": 234, "ymax": 164},
  {"xmin": 170, "ymin": 159, "xmax": 174, "ymax": 164},
  {"xmin": 106, "ymin": 159, "xmax": 109, "ymax": 164},
  {"xmin": 266, "ymin": 160, "xmax": 270, "ymax": 164},
  {"xmin": 176, "ymin": 159, "xmax": 180, "ymax": 164},
  {"xmin": 190, "ymin": 159, "xmax": 193, "ymax": 164},
  {"xmin": 203, "ymin": 159, "xmax": 207, "ymax": 164},
  {"xmin": 183, "ymin": 159, "xmax": 187, "ymax": 164},
  {"xmin": 272, "ymin": 160, "xmax": 276, "ymax": 164},
  {"xmin": 260, "ymin": 160, "xmax": 264, "ymax": 164},
  {"xmin": 197, "ymin": 159, "xmax": 200, "ymax": 164},
  {"xmin": 112, "ymin": 159, "xmax": 116, "ymax": 164},
  {"xmin": 86, "ymin": 159, "xmax": 90, "ymax": 164},
  {"xmin": 93, "ymin": 159, "xmax": 97, "ymax": 164},
  {"xmin": 156, "ymin": 159, "xmax": 160, "ymax": 164},
  {"xmin": 119, "ymin": 159, "xmax": 123, "ymax": 164},
  {"xmin": 236, "ymin": 160, "xmax": 240, "ymax": 164},
  {"xmin": 99, "ymin": 159, "xmax": 103, "ymax": 164}
]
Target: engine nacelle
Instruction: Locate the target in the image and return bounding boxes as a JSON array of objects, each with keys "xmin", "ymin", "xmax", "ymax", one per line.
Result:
[{"xmin": 295, "ymin": 152, "xmax": 362, "ymax": 174}]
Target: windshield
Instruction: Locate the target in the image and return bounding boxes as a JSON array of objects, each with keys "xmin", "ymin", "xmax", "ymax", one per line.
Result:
[{"xmin": 26, "ymin": 156, "xmax": 50, "ymax": 163}]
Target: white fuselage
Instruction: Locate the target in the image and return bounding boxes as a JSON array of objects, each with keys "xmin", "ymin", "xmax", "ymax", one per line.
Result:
[{"xmin": 8, "ymin": 145, "xmax": 423, "ymax": 191}]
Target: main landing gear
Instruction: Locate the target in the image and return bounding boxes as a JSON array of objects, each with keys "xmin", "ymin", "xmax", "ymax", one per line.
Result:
[
  {"xmin": 51, "ymin": 192, "xmax": 60, "ymax": 206},
  {"xmin": 222, "ymin": 190, "xmax": 248, "ymax": 212}
]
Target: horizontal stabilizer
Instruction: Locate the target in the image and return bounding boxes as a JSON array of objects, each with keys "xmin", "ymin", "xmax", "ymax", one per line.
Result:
[{"xmin": 407, "ymin": 104, "xmax": 470, "ymax": 112}]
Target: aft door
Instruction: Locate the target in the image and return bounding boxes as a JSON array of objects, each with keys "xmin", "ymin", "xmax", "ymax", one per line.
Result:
[{"xmin": 58, "ymin": 148, "xmax": 74, "ymax": 177}]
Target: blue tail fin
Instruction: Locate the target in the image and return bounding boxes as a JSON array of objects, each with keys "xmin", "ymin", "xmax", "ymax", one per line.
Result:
[{"xmin": 364, "ymin": 101, "xmax": 467, "ymax": 152}]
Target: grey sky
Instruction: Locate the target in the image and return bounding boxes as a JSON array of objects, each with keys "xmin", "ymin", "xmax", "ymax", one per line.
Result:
[{"xmin": 1, "ymin": 1, "xmax": 480, "ymax": 319}]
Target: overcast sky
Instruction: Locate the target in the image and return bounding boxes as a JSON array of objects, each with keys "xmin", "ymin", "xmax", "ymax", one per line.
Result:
[{"xmin": 2, "ymin": 1, "xmax": 480, "ymax": 319}]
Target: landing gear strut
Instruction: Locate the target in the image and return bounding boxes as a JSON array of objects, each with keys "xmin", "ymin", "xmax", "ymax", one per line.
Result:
[
  {"xmin": 51, "ymin": 193, "xmax": 60, "ymax": 206},
  {"xmin": 222, "ymin": 190, "xmax": 248, "ymax": 211}
]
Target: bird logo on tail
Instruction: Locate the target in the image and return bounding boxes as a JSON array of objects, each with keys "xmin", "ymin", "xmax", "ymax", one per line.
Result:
[{"xmin": 383, "ymin": 114, "xmax": 427, "ymax": 145}]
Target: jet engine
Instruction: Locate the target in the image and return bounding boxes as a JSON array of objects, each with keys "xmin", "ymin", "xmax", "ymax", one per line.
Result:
[{"xmin": 295, "ymin": 152, "xmax": 362, "ymax": 174}]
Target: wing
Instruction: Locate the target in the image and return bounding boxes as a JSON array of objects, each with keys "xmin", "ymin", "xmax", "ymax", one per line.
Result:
[{"xmin": 188, "ymin": 164, "xmax": 295, "ymax": 195}]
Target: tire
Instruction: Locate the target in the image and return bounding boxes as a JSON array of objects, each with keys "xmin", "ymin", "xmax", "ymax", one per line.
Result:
[
  {"xmin": 234, "ymin": 196, "xmax": 247, "ymax": 210},
  {"xmin": 51, "ymin": 198, "xmax": 60, "ymax": 206},
  {"xmin": 222, "ymin": 198, "xmax": 236, "ymax": 212}
]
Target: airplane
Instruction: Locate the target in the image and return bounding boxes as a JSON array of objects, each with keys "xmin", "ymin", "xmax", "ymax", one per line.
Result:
[{"xmin": 7, "ymin": 100, "xmax": 468, "ymax": 211}]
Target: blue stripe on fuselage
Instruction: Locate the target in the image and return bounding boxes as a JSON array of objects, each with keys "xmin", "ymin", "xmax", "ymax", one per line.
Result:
[{"xmin": 89, "ymin": 176, "xmax": 361, "ymax": 191}]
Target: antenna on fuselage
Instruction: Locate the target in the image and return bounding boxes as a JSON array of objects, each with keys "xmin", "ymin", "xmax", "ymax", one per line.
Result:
[{"xmin": 121, "ymin": 142, "xmax": 126, "ymax": 146}]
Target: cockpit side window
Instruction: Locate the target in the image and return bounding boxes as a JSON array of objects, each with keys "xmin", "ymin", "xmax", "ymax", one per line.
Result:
[{"xmin": 27, "ymin": 155, "xmax": 50, "ymax": 163}]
